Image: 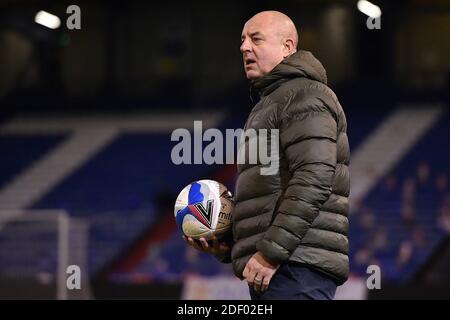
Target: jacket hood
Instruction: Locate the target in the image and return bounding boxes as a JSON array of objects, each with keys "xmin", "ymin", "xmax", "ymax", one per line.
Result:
[{"xmin": 252, "ymin": 50, "xmax": 327, "ymax": 97}]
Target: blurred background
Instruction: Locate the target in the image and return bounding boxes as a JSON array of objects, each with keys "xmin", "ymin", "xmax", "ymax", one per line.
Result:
[{"xmin": 0, "ymin": 0, "xmax": 449, "ymax": 299}]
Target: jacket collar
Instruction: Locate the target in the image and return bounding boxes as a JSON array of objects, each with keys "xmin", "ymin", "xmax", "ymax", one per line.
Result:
[{"xmin": 250, "ymin": 50, "xmax": 328, "ymax": 98}]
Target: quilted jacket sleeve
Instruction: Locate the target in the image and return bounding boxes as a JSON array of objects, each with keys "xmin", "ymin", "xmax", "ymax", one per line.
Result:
[{"xmin": 256, "ymin": 94, "xmax": 338, "ymax": 265}]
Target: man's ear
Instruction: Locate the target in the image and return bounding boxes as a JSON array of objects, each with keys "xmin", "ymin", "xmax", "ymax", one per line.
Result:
[{"xmin": 283, "ymin": 39, "xmax": 296, "ymax": 58}]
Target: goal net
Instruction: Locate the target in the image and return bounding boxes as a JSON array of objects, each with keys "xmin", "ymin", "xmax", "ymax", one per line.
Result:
[{"xmin": 0, "ymin": 210, "xmax": 91, "ymax": 299}]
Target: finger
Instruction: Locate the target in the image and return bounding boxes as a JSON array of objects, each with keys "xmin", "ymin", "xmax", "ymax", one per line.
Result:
[
  {"xmin": 199, "ymin": 237, "xmax": 209, "ymax": 249},
  {"xmin": 187, "ymin": 237, "xmax": 202, "ymax": 251},
  {"xmin": 242, "ymin": 266, "xmax": 249, "ymax": 280},
  {"xmin": 242, "ymin": 265, "xmax": 253, "ymax": 285},
  {"xmin": 247, "ymin": 269, "xmax": 257, "ymax": 286},
  {"xmin": 253, "ymin": 275, "xmax": 263, "ymax": 294},
  {"xmin": 261, "ymin": 277, "xmax": 270, "ymax": 293}
]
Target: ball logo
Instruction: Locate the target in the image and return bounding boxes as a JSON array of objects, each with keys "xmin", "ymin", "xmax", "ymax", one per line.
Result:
[{"xmin": 188, "ymin": 200, "xmax": 214, "ymax": 228}]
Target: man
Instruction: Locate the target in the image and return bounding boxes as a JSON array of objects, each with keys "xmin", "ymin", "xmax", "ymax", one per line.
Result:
[{"xmin": 184, "ymin": 10, "xmax": 350, "ymax": 300}]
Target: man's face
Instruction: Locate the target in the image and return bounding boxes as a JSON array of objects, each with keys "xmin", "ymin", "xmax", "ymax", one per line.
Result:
[{"xmin": 240, "ymin": 17, "xmax": 286, "ymax": 80}]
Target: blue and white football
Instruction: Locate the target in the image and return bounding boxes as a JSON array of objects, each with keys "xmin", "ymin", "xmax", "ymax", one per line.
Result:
[{"xmin": 174, "ymin": 180, "xmax": 234, "ymax": 240}]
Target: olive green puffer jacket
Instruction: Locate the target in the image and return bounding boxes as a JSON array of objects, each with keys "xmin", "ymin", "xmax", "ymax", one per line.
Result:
[{"xmin": 231, "ymin": 50, "xmax": 350, "ymax": 285}]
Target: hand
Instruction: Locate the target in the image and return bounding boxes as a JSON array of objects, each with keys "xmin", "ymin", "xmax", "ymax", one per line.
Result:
[
  {"xmin": 183, "ymin": 235, "xmax": 230, "ymax": 258},
  {"xmin": 243, "ymin": 252, "xmax": 279, "ymax": 294}
]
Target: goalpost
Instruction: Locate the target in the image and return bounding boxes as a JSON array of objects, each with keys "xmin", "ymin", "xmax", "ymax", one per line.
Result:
[{"xmin": 0, "ymin": 210, "xmax": 91, "ymax": 299}]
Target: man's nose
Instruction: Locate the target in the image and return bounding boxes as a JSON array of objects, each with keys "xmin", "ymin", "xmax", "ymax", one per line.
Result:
[{"xmin": 240, "ymin": 39, "xmax": 251, "ymax": 53}]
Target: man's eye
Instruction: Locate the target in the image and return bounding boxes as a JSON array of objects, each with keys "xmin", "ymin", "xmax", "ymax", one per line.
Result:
[{"xmin": 253, "ymin": 38, "xmax": 262, "ymax": 43}]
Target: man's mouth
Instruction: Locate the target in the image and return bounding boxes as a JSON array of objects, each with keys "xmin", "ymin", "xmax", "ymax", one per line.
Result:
[{"xmin": 245, "ymin": 58, "xmax": 256, "ymax": 67}]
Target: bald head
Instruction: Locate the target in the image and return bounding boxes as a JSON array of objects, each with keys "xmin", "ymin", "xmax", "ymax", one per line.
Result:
[
  {"xmin": 240, "ymin": 11, "xmax": 299, "ymax": 80},
  {"xmin": 248, "ymin": 11, "xmax": 298, "ymax": 49}
]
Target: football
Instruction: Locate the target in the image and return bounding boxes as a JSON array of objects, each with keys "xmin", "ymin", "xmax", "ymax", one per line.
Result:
[{"xmin": 174, "ymin": 179, "xmax": 234, "ymax": 240}]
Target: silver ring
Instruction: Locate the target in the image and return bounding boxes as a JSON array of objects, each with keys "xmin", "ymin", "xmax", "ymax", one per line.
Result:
[{"xmin": 254, "ymin": 277, "xmax": 262, "ymax": 283}]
